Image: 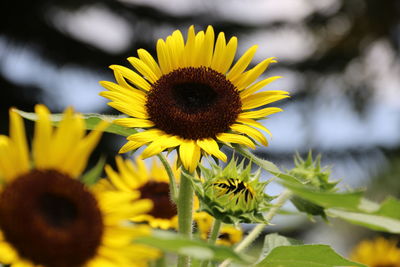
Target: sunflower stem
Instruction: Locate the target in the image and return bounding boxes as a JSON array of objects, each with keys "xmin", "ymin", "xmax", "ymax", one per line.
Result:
[
  {"xmin": 201, "ymin": 219, "xmax": 222, "ymax": 267},
  {"xmin": 218, "ymin": 189, "xmax": 292, "ymax": 267},
  {"xmin": 177, "ymin": 168, "xmax": 194, "ymax": 267},
  {"xmin": 154, "ymin": 253, "xmax": 167, "ymax": 267},
  {"xmin": 157, "ymin": 153, "xmax": 178, "ymax": 203}
]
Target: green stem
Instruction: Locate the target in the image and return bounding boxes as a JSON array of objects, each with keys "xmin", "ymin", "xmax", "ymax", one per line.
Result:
[
  {"xmin": 200, "ymin": 219, "xmax": 222, "ymax": 267},
  {"xmin": 218, "ymin": 190, "xmax": 292, "ymax": 267},
  {"xmin": 177, "ymin": 169, "xmax": 194, "ymax": 267},
  {"xmin": 208, "ymin": 219, "xmax": 222, "ymax": 244},
  {"xmin": 154, "ymin": 253, "xmax": 167, "ymax": 267},
  {"xmin": 157, "ymin": 153, "xmax": 178, "ymax": 202}
]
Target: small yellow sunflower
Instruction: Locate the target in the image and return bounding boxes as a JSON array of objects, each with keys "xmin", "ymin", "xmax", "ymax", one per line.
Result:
[
  {"xmin": 0, "ymin": 105, "xmax": 159, "ymax": 267},
  {"xmin": 350, "ymin": 237, "xmax": 400, "ymax": 267},
  {"xmin": 194, "ymin": 212, "xmax": 243, "ymax": 246},
  {"xmin": 104, "ymin": 156, "xmax": 180, "ymax": 230},
  {"xmin": 100, "ymin": 25, "xmax": 289, "ymax": 172}
]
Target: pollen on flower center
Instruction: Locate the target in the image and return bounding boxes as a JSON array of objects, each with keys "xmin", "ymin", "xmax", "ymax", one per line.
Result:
[
  {"xmin": 146, "ymin": 67, "xmax": 242, "ymax": 140},
  {"xmin": 138, "ymin": 181, "xmax": 176, "ymax": 219},
  {"xmin": 0, "ymin": 169, "xmax": 103, "ymax": 267}
]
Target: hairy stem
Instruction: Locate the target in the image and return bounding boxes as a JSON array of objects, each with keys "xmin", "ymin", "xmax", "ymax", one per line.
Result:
[
  {"xmin": 201, "ymin": 219, "xmax": 222, "ymax": 267},
  {"xmin": 177, "ymin": 169, "xmax": 194, "ymax": 267},
  {"xmin": 157, "ymin": 153, "xmax": 178, "ymax": 202}
]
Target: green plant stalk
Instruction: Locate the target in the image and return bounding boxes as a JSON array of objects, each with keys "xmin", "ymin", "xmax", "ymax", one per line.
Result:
[
  {"xmin": 157, "ymin": 153, "xmax": 178, "ymax": 202},
  {"xmin": 208, "ymin": 219, "xmax": 222, "ymax": 244},
  {"xmin": 154, "ymin": 253, "xmax": 167, "ymax": 267},
  {"xmin": 201, "ymin": 219, "xmax": 222, "ymax": 267},
  {"xmin": 218, "ymin": 189, "xmax": 292, "ymax": 267},
  {"xmin": 177, "ymin": 169, "xmax": 194, "ymax": 267}
]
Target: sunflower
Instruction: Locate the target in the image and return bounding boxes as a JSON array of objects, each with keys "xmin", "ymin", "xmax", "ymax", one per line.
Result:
[
  {"xmin": 103, "ymin": 156, "xmax": 181, "ymax": 230},
  {"xmin": 100, "ymin": 25, "xmax": 289, "ymax": 172},
  {"xmin": 350, "ymin": 237, "xmax": 400, "ymax": 267},
  {"xmin": 0, "ymin": 105, "xmax": 159, "ymax": 267}
]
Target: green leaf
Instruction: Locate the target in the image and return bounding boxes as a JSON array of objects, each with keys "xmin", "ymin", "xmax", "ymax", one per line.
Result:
[
  {"xmin": 327, "ymin": 209, "xmax": 400, "ymax": 233},
  {"xmin": 256, "ymin": 234, "xmax": 303, "ymax": 263},
  {"xmin": 255, "ymin": 245, "xmax": 366, "ymax": 267},
  {"xmin": 327, "ymin": 197, "xmax": 400, "ymax": 233},
  {"xmin": 284, "ymin": 181, "xmax": 400, "ymax": 233},
  {"xmin": 80, "ymin": 156, "xmax": 106, "ymax": 186},
  {"xmin": 15, "ymin": 110, "xmax": 137, "ymax": 137},
  {"xmin": 283, "ymin": 181, "xmax": 364, "ymax": 211},
  {"xmin": 135, "ymin": 230, "xmax": 251, "ymax": 264}
]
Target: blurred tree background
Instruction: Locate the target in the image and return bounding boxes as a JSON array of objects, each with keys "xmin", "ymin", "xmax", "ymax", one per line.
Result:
[{"xmin": 1, "ymin": 0, "xmax": 400, "ymax": 255}]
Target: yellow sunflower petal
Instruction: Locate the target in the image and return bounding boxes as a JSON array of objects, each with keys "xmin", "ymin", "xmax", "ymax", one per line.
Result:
[
  {"xmin": 0, "ymin": 136, "xmax": 18, "ymax": 181},
  {"xmin": 196, "ymin": 138, "xmax": 227, "ymax": 162},
  {"xmin": 202, "ymin": 26, "xmax": 215, "ymax": 67},
  {"xmin": 171, "ymin": 30, "xmax": 185, "ymax": 67},
  {"xmin": 100, "ymin": 91, "xmax": 145, "ymax": 107},
  {"xmin": 226, "ymin": 45, "xmax": 258, "ymax": 81},
  {"xmin": 232, "ymin": 57, "xmax": 277, "ymax": 90},
  {"xmin": 105, "ymin": 165, "xmax": 132, "ymax": 192},
  {"xmin": 166, "ymin": 31, "xmax": 185, "ymax": 71},
  {"xmin": 9, "ymin": 108, "xmax": 30, "ymax": 175},
  {"xmin": 48, "ymin": 107, "xmax": 85, "ymax": 170},
  {"xmin": 137, "ymin": 48, "xmax": 162, "ymax": 78},
  {"xmin": 32, "ymin": 104, "xmax": 52, "ymax": 169},
  {"xmin": 216, "ymin": 133, "xmax": 256, "ymax": 149},
  {"xmin": 239, "ymin": 107, "xmax": 283, "ymax": 119},
  {"xmin": 113, "ymin": 118, "xmax": 154, "ymax": 128},
  {"xmin": 230, "ymin": 124, "xmax": 268, "ymax": 146},
  {"xmin": 183, "ymin": 25, "xmax": 196, "ymax": 67},
  {"xmin": 61, "ymin": 120, "xmax": 109, "ymax": 178},
  {"xmin": 110, "ymin": 65, "xmax": 151, "ymax": 91},
  {"xmin": 236, "ymin": 117, "xmax": 272, "ymax": 136},
  {"xmin": 242, "ymin": 93, "xmax": 290, "ymax": 110},
  {"xmin": 115, "ymin": 157, "xmax": 142, "ymax": 188},
  {"xmin": 179, "ymin": 140, "xmax": 201, "ymax": 173},
  {"xmin": 12, "ymin": 259, "xmax": 34, "ymax": 267},
  {"xmin": 119, "ymin": 140, "xmax": 146, "ymax": 154},
  {"xmin": 127, "ymin": 57, "xmax": 159, "ymax": 83},
  {"xmin": 127, "ymin": 129, "xmax": 164, "ymax": 142},
  {"xmin": 210, "ymin": 32, "xmax": 227, "ymax": 72},
  {"xmin": 99, "ymin": 81, "xmax": 146, "ymax": 101},
  {"xmin": 239, "ymin": 76, "xmax": 283, "ymax": 98},
  {"xmin": 0, "ymin": 241, "xmax": 18, "ymax": 264},
  {"xmin": 219, "ymin": 36, "xmax": 238, "ymax": 74},
  {"xmin": 108, "ymin": 102, "xmax": 149, "ymax": 119},
  {"xmin": 192, "ymin": 30, "xmax": 205, "ymax": 67},
  {"xmin": 157, "ymin": 39, "xmax": 172, "ymax": 74}
]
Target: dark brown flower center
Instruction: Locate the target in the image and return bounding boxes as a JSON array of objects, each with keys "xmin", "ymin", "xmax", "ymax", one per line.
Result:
[
  {"xmin": 138, "ymin": 181, "xmax": 176, "ymax": 219},
  {"xmin": 146, "ymin": 67, "xmax": 242, "ymax": 140},
  {"xmin": 0, "ymin": 169, "xmax": 103, "ymax": 267}
]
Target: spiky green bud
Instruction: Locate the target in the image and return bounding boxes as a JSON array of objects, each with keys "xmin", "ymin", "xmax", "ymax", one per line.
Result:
[
  {"xmin": 192, "ymin": 158, "xmax": 274, "ymax": 224},
  {"xmin": 289, "ymin": 152, "xmax": 338, "ymax": 218}
]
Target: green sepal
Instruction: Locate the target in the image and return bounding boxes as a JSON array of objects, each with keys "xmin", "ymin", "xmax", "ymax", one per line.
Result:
[{"xmin": 80, "ymin": 156, "xmax": 106, "ymax": 186}]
